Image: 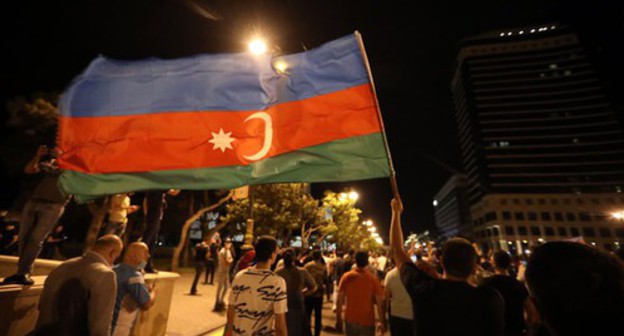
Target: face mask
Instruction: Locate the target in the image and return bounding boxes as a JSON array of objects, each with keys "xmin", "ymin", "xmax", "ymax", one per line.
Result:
[{"xmin": 137, "ymin": 260, "xmax": 147, "ymax": 271}]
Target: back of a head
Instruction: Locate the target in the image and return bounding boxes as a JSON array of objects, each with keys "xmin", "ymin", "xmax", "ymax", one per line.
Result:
[
  {"xmin": 282, "ymin": 248, "xmax": 295, "ymax": 268},
  {"xmin": 312, "ymin": 249, "xmax": 322, "ymax": 262},
  {"xmin": 615, "ymin": 247, "xmax": 624, "ymax": 262},
  {"xmin": 493, "ymin": 250, "xmax": 512, "ymax": 270},
  {"xmin": 124, "ymin": 242, "xmax": 149, "ymax": 263},
  {"xmin": 355, "ymin": 251, "xmax": 369, "ymax": 268},
  {"xmin": 93, "ymin": 234, "xmax": 123, "ymax": 253},
  {"xmin": 525, "ymin": 242, "xmax": 624, "ymax": 336},
  {"xmin": 254, "ymin": 236, "xmax": 277, "ymax": 263},
  {"xmin": 441, "ymin": 237, "xmax": 477, "ymax": 279}
]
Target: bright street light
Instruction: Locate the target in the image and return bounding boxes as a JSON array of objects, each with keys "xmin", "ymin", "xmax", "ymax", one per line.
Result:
[
  {"xmin": 248, "ymin": 38, "xmax": 268, "ymax": 55},
  {"xmin": 338, "ymin": 190, "xmax": 359, "ymax": 203},
  {"xmin": 612, "ymin": 211, "xmax": 624, "ymax": 220},
  {"xmin": 348, "ymin": 191, "xmax": 359, "ymax": 201}
]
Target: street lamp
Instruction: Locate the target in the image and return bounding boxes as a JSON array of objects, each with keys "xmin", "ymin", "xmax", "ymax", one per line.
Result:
[
  {"xmin": 348, "ymin": 191, "xmax": 359, "ymax": 202},
  {"xmin": 612, "ymin": 211, "xmax": 624, "ymax": 220},
  {"xmin": 339, "ymin": 190, "xmax": 359, "ymax": 203},
  {"xmin": 248, "ymin": 38, "xmax": 268, "ymax": 55}
]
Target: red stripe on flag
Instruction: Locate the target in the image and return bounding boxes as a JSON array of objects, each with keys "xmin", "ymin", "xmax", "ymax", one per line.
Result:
[{"xmin": 59, "ymin": 84, "xmax": 381, "ymax": 173}]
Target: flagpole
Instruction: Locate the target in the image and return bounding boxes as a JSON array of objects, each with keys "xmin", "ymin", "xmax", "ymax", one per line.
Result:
[{"xmin": 354, "ymin": 31, "xmax": 400, "ymax": 199}]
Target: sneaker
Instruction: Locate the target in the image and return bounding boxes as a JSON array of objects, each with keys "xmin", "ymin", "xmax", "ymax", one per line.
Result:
[{"xmin": 1, "ymin": 273, "xmax": 35, "ymax": 286}]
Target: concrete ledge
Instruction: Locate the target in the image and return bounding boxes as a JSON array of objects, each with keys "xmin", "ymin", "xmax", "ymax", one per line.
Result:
[
  {"xmin": 0, "ymin": 257, "xmax": 180, "ymax": 336},
  {"xmin": 133, "ymin": 271, "xmax": 180, "ymax": 335},
  {"xmin": 0, "ymin": 275, "xmax": 45, "ymax": 336},
  {"xmin": 0, "ymin": 256, "xmax": 62, "ymax": 277}
]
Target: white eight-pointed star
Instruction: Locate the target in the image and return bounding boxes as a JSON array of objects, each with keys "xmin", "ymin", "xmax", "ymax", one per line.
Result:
[{"xmin": 208, "ymin": 128, "xmax": 235, "ymax": 152}]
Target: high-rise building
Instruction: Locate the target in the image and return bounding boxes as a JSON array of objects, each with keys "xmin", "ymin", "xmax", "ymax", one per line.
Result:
[
  {"xmin": 452, "ymin": 23, "xmax": 624, "ymax": 253},
  {"xmin": 433, "ymin": 174, "xmax": 472, "ymax": 240}
]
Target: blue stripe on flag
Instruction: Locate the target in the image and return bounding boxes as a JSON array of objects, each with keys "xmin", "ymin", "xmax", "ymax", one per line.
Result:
[{"xmin": 60, "ymin": 34, "xmax": 368, "ymax": 117}]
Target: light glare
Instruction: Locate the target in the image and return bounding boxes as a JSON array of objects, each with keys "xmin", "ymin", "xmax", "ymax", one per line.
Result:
[{"xmin": 249, "ymin": 39, "xmax": 268, "ymax": 55}]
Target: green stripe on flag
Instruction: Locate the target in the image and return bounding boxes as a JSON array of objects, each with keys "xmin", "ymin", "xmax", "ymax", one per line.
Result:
[{"xmin": 61, "ymin": 133, "xmax": 390, "ymax": 202}]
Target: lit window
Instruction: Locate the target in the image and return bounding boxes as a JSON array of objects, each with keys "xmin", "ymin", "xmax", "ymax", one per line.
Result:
[
  {"xmin": 500, "ymin": 33, "xmax": 505, "ymax": 37},
  {"xmin": 519, "ymin": 30, "xmax": 524, "ymax": 34},
  {"xmin": 530, "ymin": 29, "xmax": 536, "ymax": 33},
  {"xmin": 507, "ymin": 32, "xmax": 512, "ymax": 36}
]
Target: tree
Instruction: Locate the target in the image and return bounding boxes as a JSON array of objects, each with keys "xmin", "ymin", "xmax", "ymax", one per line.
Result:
[
  {"xmin": 83, "ymin": 197, "xmax": 111, "ymax": 252},
  {"xmin": 321, "ymin": 191, "xmax": 371, "ymax": 251},
  {"xmin": 171, "ymin": 190, "xmax": 233, "ymax": 271},
  {"xmin": 220, "ymin": 183, "xmax": 319, "ymax": 244},
  {"xmin": 1, "ymin": 93, "xmax": 60, "ymax": 208}
]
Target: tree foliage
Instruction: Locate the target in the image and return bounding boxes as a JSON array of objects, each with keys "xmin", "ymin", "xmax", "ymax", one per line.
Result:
[
  {"xmin": 321, "ymin": 191, "xmax": 371, "ymax": 251},
  {"xmin": 219, "ymin": 185, "xmax": 383, "ymax": 251},
  {"xmin": 220, "ymin": 183, "xmax": 319, "ymax": 243},
  {"xmin": 1, "ymin": 93, "xmax": 60, "ymax": 207}
]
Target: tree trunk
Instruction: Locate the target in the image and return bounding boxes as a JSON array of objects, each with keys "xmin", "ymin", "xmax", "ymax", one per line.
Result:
[
  {"xmin": 171, "ymin": 191, "xmax": 233, "ymax": 271},
  {"xmin": 83, "ymin": 197, "xmax": 111, "ymax": 252}
]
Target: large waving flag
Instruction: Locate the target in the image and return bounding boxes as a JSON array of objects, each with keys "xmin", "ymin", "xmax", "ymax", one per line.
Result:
[{"xmin": 58, "ymin": 32, "xmax": 392, "ymax": 201}]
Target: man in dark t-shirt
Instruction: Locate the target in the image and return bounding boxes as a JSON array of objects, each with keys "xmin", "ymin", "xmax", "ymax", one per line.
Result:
[
  {"xmin": 389, "ymin": 198, "xmax": 504, "ymax": 336},
  {"xmin": 481, "ymin": 251, "xmax": 532, "ymax": 336},
  {"xmin": 2, "ymin": 146, "xmax": 70, "ymax": 286},
  {"xmin": 190, "ymin": 240, "xmax": 209, "ymax": 295}
]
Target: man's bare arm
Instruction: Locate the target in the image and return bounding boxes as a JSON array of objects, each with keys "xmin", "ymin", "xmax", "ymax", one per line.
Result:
[
  {"xmin": 390, "ymin": 198, "xmax": 410, "ymax": 270},
  {"xmin": 275, "ymin": 313, "xmax": 288, "ymax": 336},
  {"xmin": 335, "ymin": 290, "xmax": 346, "ymax": 332},
  {"xmin": 223, "ymin": 305, "xmax": 235, "ymax": 336},
  {"xmin": 375, "ymin": 293, "xmax": 387, "ymax": 334},
  {"xmin": 24, "ymin": 145, "xmax": 47, "ymax": 174}
]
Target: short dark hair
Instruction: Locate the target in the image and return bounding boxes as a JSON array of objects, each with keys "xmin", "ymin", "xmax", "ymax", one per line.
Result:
[
  {"xmin": 441, "ymin": 238, "xmax": 477, "ymax": 279},
  {"xmin": 355, "ymin": 251, "xmax": 369, "ymax": 268},
  {"xmin": 525, "ymin": 242, "xmax": 624, "ymax": 336},
  {"xmin": 282, "ymin": 248, "xmax": 295, "ymax": 268},
  {"xmin": 493, "ymin": 250, "xmax": 512, "ymax": 270},
  {"xmin": 312, "ymin": 249, "xmax": 323, "ymax": 261},
  {"xmin": 254, "ymin": 236, "xmax": 278, "ymax": 262}
]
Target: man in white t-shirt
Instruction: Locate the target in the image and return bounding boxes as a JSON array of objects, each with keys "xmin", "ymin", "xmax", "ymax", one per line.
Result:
[
  {"xmin": 225, "ymin": 236, "xmax": 287, "ymax": 335},
  {"xmin": 105, "ymin": 193, "xmax": 139, "ymax": 237},
  {"xmin": 384, "ymin": 265, "xmax": 413, "ymax": 336},
  {"xmin": 376, "ymin": 252, "xmax": 388, "ymax": 279}
]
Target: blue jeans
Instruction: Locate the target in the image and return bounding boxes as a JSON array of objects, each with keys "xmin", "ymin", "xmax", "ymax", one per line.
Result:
[{"xmin": 18, "ymin": 200, "xmax": 65, "ymax": 274}]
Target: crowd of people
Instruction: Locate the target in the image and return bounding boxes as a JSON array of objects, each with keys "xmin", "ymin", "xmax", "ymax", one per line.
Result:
[
  {"xmin": 219, "ymin": 198, "xmax": 624, "ymax": 336},
  {"xmin": 1, "ymin": 143, "xmax": 623, "ymax": 336}
]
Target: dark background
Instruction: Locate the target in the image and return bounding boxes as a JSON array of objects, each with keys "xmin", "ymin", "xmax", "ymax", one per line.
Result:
[{"xmin": 2, "ymin": 0, "xmax": 623, "ymax": 240}]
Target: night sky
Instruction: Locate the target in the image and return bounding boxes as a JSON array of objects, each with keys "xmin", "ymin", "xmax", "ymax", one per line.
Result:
[{"xmin": 2, "ymin": 0, "xmax": 623, "ymax": 240}]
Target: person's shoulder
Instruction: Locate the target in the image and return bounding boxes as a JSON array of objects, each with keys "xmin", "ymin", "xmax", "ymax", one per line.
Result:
[{"xmin": 476, "ymin": 284, "xmax": 505, "ymax": 304}]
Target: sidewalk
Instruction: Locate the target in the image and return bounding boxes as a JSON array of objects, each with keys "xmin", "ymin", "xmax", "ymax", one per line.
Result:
[
  {"xmin": 206, "ymin": 300, "xmax": 389, "ymax": 336},
  {"xmin": 165, "ymin": 268, "xmax": 226, "ymax": 336},
  {"xmin": 164, "ymin": 268, "xmax": 389, "ymax": 336}
]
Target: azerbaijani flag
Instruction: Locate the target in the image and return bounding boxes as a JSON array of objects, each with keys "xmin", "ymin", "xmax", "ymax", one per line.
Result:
[{"xmin": 58, "ymin": 32, "xmax": 391, "ymax": 201}]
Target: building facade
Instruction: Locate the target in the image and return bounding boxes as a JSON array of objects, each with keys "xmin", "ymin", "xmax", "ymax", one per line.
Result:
[
  {"xmin": 433, "ymin": 174, "xmax": 472, "ymax": 240},
  {"xmin": 452, "ymin": 24, "xmax": 624, "ymax": 253}
]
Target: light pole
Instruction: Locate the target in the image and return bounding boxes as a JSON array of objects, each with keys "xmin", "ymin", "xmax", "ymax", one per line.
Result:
[{"xmin": 242, "ymin": 37, "xmax": 270, "ymax": 250}]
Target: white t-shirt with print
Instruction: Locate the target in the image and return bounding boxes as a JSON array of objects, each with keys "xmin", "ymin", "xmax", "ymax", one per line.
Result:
[{"xmin": 228, "ymin": 267, "xmax": 288, "ymax": 335}]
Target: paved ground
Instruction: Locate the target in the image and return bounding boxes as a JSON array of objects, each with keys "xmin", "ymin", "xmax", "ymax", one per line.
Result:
[
  {"xmin": 203, "ymin": 299, "xmax": 389, "ymax": 336},
  {"xmin": 165, "ymin": 268, "xmax": 388, "ymax": 336},
  {"xmin": 165, "ymin": 268, "xmax": 227, "ymax": 336}
]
